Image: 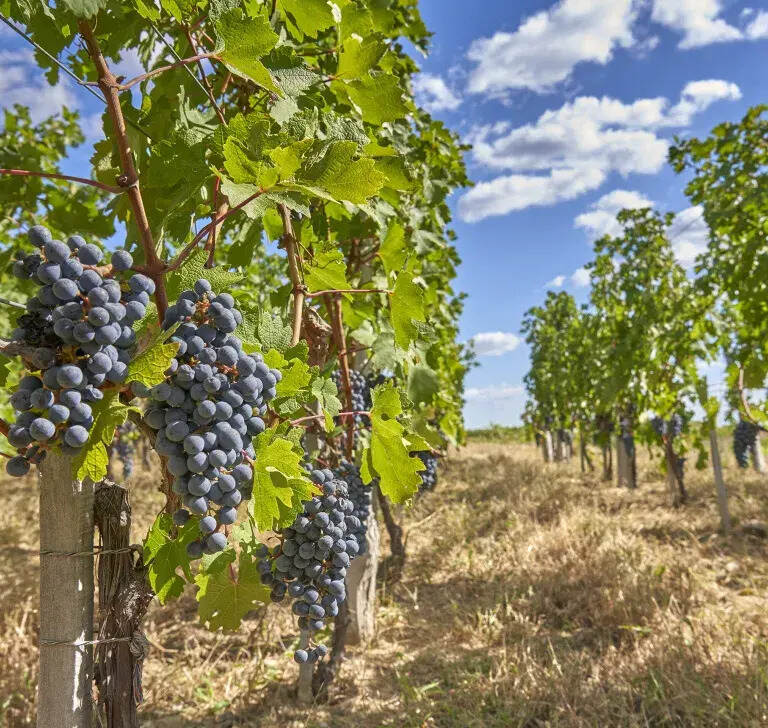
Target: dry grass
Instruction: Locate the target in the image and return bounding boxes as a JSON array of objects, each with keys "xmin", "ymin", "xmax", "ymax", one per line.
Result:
[{"xmin": 2, "ymin": 442, "xmax": 768, "ymax": 727}]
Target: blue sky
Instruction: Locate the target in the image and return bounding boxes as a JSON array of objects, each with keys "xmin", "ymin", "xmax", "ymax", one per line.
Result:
[
  {"xmin": 1, "ymin": 1, "xmax": 767, "ymax": 427},
  {"xmin": 413, "ymin": 0, "xmax": 768, "ymax": 427}
]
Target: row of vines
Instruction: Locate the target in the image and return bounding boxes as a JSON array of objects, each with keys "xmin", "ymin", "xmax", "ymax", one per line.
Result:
[
  {"xmin": 522, "ymin": 104, "xmax": 768, "ymax": 526},
  {"xmin": 0, "ymin": 0, "xmax": 471, "ymax": 725}
]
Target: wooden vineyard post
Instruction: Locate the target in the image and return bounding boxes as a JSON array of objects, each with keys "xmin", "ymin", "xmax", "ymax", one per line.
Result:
[
  {"xmin": 542, "ymin": 430, "xmax": 554, "ymax": 462},
  {"xmin": 38, "ymin": 452, "xmax": 95, "ymax": 728},
  {"xmin": 345, "ymin": 494, "xmax": 380, "ymax": 644},
  {"xmin": 752, "ymin": 432, "xmax": 766, "ymax": 473},
  {"xmin": 709, "ymin": 429, "xmax": 731, "ymax": 532},
  {"xmin": 616, "ymin": 434, "xmax": 627, "ymax": 487}
]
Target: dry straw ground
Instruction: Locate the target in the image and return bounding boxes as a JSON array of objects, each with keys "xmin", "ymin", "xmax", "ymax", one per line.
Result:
[{"xmin": 2, "ymin": 440, "xmax": 768, "ymax": 727}]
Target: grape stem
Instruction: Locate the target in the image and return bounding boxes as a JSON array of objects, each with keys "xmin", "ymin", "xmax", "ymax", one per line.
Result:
[
  {"xmin": 290, "ymin": 411, "xmax": 370, "ymax": 427},
  {"xmin": 0, "ymin": 295, "xmax": 26, "ymax": 310},
  {"xmin": 305, "ymin": 288, "xmax": 392, "ymax": 298},
  {"xmin": 279, "ymin": 204, "xmax": 306, "ymax": 346},
  {"xmin": 326, "ymin": 294, "xmax": 355, "ymax": 459},
  {"xmin": 183, "ymin": 28, "xmax": 227, "ymax": 127},
  {"xmin": 113, "ymin": 53, "xmax": 220, "ymax": 91},
  {"xmin": 78, "ymin": 21, "xmax": 169, "ymax": 320},
  {"xmin": 0, "ymin": 168, "xmax": 128, "ymax": 195},
  {"xmin": 0, "ymin": 419, "xmax": 9, "ymax": 437}
]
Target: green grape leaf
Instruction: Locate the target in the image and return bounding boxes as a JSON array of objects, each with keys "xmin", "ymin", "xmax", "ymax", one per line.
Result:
[
  {"xmin": 0, "ymin": 354, "xmax": 12, "ymax": 387},
  {"xmin": 215, "ymin": 10, "xmax": 280, "ymax": 93},
  {"xmin": 127, "ymin": 323, "xmax": 179, "ymax": 390},
  {"xmin": 195, "ymin": 552, "xmax": 269, "ymax": 631},
  {"xmin": 304, "ymin": 248, "xmax": 351, "ymax": 297},
  {"xmin": 390, "ymin": 271, "xmax": 426, "ymax": 350},
  {"xmin": 236, "ymin": 308, "xmax": 293, "ymax": 354},
  {"xmin": 223, "ymin": 139, "xmax": 278, "ymax": 187},
  {"xmin": 143, "ymin": 514, "xmax": 198, "ymax": 604},
  {"xmin": 366, "ymin": 384, "xmax": 422, "ymax": 502},
  {"xmin": 249, "ymin": 430, "xmax": 316, "ymax": 531},
  {"xmin": 278, "ymin": 0, "xmax": 335, "ymax": 38},
  {"xmin": 379, "ymin": 222, "xmax": 407, "ymax": 275},
  {"xmin": 337, "ymin": 36, "xmax": 387, "ymax": 79},
  {"xmin": 60, "ymin": 0, "xmax": 108, "ymax": 17},
  {"xmin": 375, "ymin": 157, "xmax": 416, "ymax": 191},
  {"xmin": 71, "ymin": 392, "xmax": 136, "ymax": 482},
  {"xmin": 407, "ymin": 364, "xmax": 439, "ymax": 405},
  {"xmin": 297, "ymin": 141, "xmax": 385, "ymax": 204},
  {"xmin": 311, "ymin": 375, "xmax": 342, "ymax": 417},
  {"xmin": 165, "ymin": 248, "xmax": 244, "ymax": 302},
  {"xmin": 337, "ymin": 74, "xmax": 409, "ymax": 125}
]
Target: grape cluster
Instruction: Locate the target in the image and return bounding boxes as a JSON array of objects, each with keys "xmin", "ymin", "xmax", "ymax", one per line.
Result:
[
  {"xmin": 415, "ymin": 450, "xmax": 438, "ymax": 492},
  {"xmin": 335, "ymin": 461, "xmax": 372, "ymax": 555},
  {"xmin": 651, "ymin": 414, "xmax": 684, "ymax": 439},
  {"xmin": 733, "ymin": 420, "xmax": 758, "ymax": 468},
  {"xmin": 257, "ymin": 467, "xmax": 360, "ymax": 664},
  {"xmin": 331, "ymin": 369, "xmax": 371, "ymax": 427},
  {"xmin": 5, "ymin": 225, "xmax": 148, "ymax": 477},
  {"xmin": 141, "ymin": 280, "xmax": 279, "ymax": 557},
  {"xmin": 113, "ymin": 422, "xmax": 137, "ymax": 479}
]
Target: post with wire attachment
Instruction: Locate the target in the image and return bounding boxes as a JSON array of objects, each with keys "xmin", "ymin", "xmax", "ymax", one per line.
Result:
[{"xmin": 38, "ymin": 451, "xmax": 95, "ymax": 728}]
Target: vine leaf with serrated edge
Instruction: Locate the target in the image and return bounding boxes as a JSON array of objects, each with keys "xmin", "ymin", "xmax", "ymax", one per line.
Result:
[{"xmin": 143, "ymin": 514, "xmax": 199, "ymax": 604}]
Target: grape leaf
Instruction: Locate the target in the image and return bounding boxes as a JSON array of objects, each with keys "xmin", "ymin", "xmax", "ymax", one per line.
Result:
[
  {"xmin": 365, "ymin": 384, "xmax": 422, "ymax": 502},
  {"xmin": 337, "ymin": 36, "xmax": 387, "ymax": 79},
  {"xmin": 165, "ymin": 248, "xmax": 244, "ymax": 301},
  {"xmin": 143, "ymin": 514, "xmax": 198, "ymax": 604},
  {"xmin": 249, "ymin": 430, "xmax": 316, "ymax": 531},
  {"xmin": 379, "ymin": 222, "xmax": 407, "ymax": 275},
  {"xmin": 60, "ymin": 0, "xmax": 108, "ymax": 17},
  {"xmin": 195, "ymin": 552, "xmax": 269, "ymax": 631},
  {"xmin": 71, "ymin": 391, "xmax": 136, "ymax": 482},
  {"xmin": 390, "ymin": 271, "xmax": 426, "ymax": 350},
  {"xmin": 215, "ymin": 10, "xmax": 280, "ymax": 93},
  {"xmin": 337, "ymin": 74, "xmax": 410, "ymax": 125},
  {"xmin": 311, "ymin": 375, "xmax": 342, "ymax": 417},
  {"xmin": 127, "ymin": 323, "xmax": 179, "ymax": 390},
  {"xmin": 407, "ymin": 364, "xmax": 439, "ymax": 405},
  {"xmin": 304, "ymin": 248, "xmax": 351, "ymax": 297},
  {"xmin": 278, "ymin": 0, "xmax": 335, "ymax": 38}
]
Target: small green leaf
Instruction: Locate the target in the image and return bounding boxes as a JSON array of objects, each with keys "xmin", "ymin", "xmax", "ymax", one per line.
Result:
[
  {"xmin": 337, "ymin": 74, "xmax": 409, "ymax": 125},
  {"xmin": 215, "ymin": 9, "xmax": 280, "ymax": 93},
  {"xmin": 379, "ymin": 222, "xmax": 407, "ymax": 275},
  {"xmin": 249, "ymin": 430, "xmax": 316, "ymax": 531},
  {"xmin": 223, "ymin": 139, "xmax": 278, "ymax": 187},
  {"xmin": 367, "ymin": 384, "xmax": 422, "ymax": 502},
  {"xmin": 195, "ymin": 552, "xmax": 269, "ymax": 631},
  {"xmin": 278, "ymin": 0, "xmax": 335, "ymax": 38},
  {"xmin": 337, "ymin": 36, "xmax": 387, "ymax": 79},
  {"xmin": 407, "ymin": 364, "xmax": 439, "ymax": 405},
  {"xmin": 390, "ymin": 271, "xmax": 426, "ymax": 350},
  {"xmin": 60, "ymin": 0, "xmax": 107, "ymax": 17},
  {"xmin": 127, "ymin": 324, "xmax": 179, "ymax": 390},
  {"xmin": 304, "ymin": 248, "xmax": 351, "ymax": 296},
  {"xmin": 166, "ymin": 248, "xmax": 244, "ymax": 302},
  {"xmin": 71, "ymin": 392, "xmax": 135, "ymax": 482},
  {"xmin": 311, "ymin": 375, "xmax": 342, "ymax": 417},
  {"xmin": 143, "ymin": 514, "xmax": 198, "ymax": 604}
]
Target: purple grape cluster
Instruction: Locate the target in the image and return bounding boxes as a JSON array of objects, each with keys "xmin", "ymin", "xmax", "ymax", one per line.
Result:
[
  {"xmin": 335, "ymin": 460, "xmax": 372, "ymax": 554},
  {"xmin": 257, "ymin": 466, "xmax": 360, "ymax": 664},
  {"xmin": 415, "ymin": 450, "xmax": 438, "ymax": 492},
  {"xmin": 5, "ymin": 225, "xmax": 147, "ymax": 477},
  {"xmin": 141, "ymin": 280, "xmax": 280, "ymax": 557},
  {"xmin": 331, "ymin": 369, "xmax": 371, "ymax": 427}
]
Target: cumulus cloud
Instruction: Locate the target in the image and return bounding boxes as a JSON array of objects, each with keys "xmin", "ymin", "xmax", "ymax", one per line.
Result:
[
  {"xmin": 651, "ymin": 0, "xmax": 742, "ymax": 48},
  {"xmin": 466, "ymin": 0, "xmax": 638, "ymax": 95},
  {"xmin": 0, "ymin": 50, "xmax": 78, "ymax": 123},
  {"xmin": 571, "ymin": 267, "xmax": 591, "ymax": 287},
  {"xmin": 669, "ymin": 205, "xmax": 709, "ymax": 267},
  {"xmin": 459, "ymin": 81, "xmax": 740, "ymax": 222},
  {"xmin": 575, "ymin": 189, "xmax": 654, "ymax": 239},
  {"xmin": 745, "ymin": 11, "xmax": 768, "ymax": 39},
  {"xmin": 470, "ymin": 331, "xmax": 521, "ymax": 357},
  {"xmin": 412, "ymin": 73, "xmax": 462, "ymax": 112},
  {"xmin": 465, "ymin": 385, "xmax": 524, "ymax": 402},
  {"xmin": 546, "ymin": 275, "xmax": 566, "ymax": 288}
]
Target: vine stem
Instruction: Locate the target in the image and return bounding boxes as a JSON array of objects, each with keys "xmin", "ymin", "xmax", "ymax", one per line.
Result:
[
  {"xmin": 0, "ymin": 295, "xmax": 26, "ymax": 310},
  {"xmin": 78, "ymin": 21, "xmax": 168, "ymax": 320},
  {"xmin": 279, "ymin": 204, "xmax": 305, "ymax": 346},
  {"xmin": 290, "ymin": 411, "xmax": 370, "ymax": 427},
  {"xmin": 305, "ymin": 288, "xmax": 392, "ymax": 298},
  {"xmin": 114, "ymin": 53, "xmax": 219, "ymax": 90},
  {"xmin": 184, "ymin": 28, "xmax": 227, "ymax": 126},
  {"xmin": 0, "ymin": 168, "xmax": 126, "ymax": 194},
  {"xmin": 327, "ymin": 294, "xmax": 355, "ymax": 459}
]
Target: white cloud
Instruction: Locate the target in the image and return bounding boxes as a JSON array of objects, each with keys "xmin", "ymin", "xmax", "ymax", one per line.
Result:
[
  {"xmin": 112, "ymin": 47, "xmax": 146, "ymax": 81},
  {"xmin": 412, "ymin": 73, "xmax": 462, "ymax": 112},
  {"xmin": 466, "ymin": 0, "xmax": 638, "ymax": 95},
  {"xmin": 0, "ymin": 59, "xmax": 78, "ymax": 123},
  {"xmin": 465, "ymin": 385, "xmax": 524, "ymax": 402},
  {"xmin": 571, "ymin": 267, "xmax": 591, "ymax": 287},
  {"xmin": 546, "ymin": 275, "xmax": 566, "ymax": 288},
  {"xmin": 470, "ymin": 331, "xmax": 521, "ymax": 357},
  {"xmin": 669, "ymin": 205, "xmax": 709, "ymax": 267},
  {"xmin": 459, "ymin": 81, "xmax": 740, "ymax": 222},
  {"xmin": 746, "ymin": 11, "xmax": 768, "ymax": 39},
  {"xmin": 651, "ymin": 0, "xmax": 742, "ymax": 48},
  {"xmin": 575, "ymin": 189, "xmax": 654, "ymax": 239}
]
